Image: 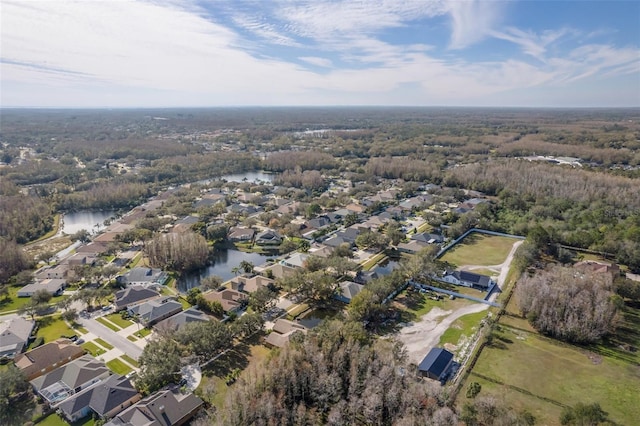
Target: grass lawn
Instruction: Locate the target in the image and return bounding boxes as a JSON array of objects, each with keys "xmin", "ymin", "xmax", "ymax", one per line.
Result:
[
  {"xmin": 439, "ymin": 311, "xmax": 487, "ymax": 347},
  {"xmin": 287, "ymin": 303, "xmax": 310, "ymax": 319},
  {"xmin": 94, "ymin": 337, "xmax": 114, "ymax": 350},
  {"xmin": 416, "ymin": 222, "xmax": 433, "ymax": 233},
  {"xmin": 121, "ymin": 354, "xmax": 139, "ymax": 367},
  {"xmin": 95, "ymin": 316, "xmax": 120, "ymax": 331},
  {"xmin": 105, "ymin": 313, "xmax": 134, "ymax": 329},
  {"xmin": 40, "ymin": 412, "xmax": 95, "ymax": 426},
  {"xmin": 134, "ymin": 328, "xmax": 151, "ymax": 338},
  {"xmin": 0, "ymin": 286, "xmax": 68, "ymax": 314},
  {"xmin": 440, "ymin": 233, "xmax": 519, "ymax": 267},
  {"xmin": 34, "ymin": 315, "xmax": 75, "ymax": 345},
  {"xmin": 198, "ymin": 333, "xmax": 271, "ymax": 410},
  {"xmin": 469, "ymin": 326, "xmax": 640, "ymax": 426},
  {"xmin": 393, "ymin": 288, "xmax": 474, "ymax": 320},
  {"xmin": 82, "ymin": 341, "xmax": 106, "ymax": 357},
  {"xmin": 72, "ymin": 324, "xmax": 89, "ymax": 334},
  {"xmin": 177, "ymin": 296, "xmax": 192, "ymax": 310},
  {"xmin": 127, "ymin": 335, "xmax": 138, "ymax": 342},
  {"xmin": 106, "ymin": 358, "xmax": 133, "ymax": 375}
]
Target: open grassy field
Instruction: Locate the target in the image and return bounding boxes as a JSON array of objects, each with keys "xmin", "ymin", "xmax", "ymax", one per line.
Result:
[
  {"xmin": 105, "ymin": 313, "xmax": 134, "ymax": 329},
  {"xmin": 198, "ymin": 333, "xmax": 272, "ymax": 410},
  {"xmin": 393, "ymin": 288, "xmax": 474, "ymax": 320},
  {"xmin": 106, "ymin": 358, "xmax": 133, "ymax": 375},
  {"xmin": 34, "ymin": 315, "xmax": 75, "ymax": 344},
  {"xmin": 439, "ymin": 310, "xmax": 487, "ymax": 347},
  {"xmin": 466, "ymin": 325, "xmax": 640, "ymax": 426},
  {"xmin": 440, "ymin": 233, "xmax": 520, "ymax": 267},
  {"xmin": 0, "ymin": 286, "xmax": 68, "ymax": 314}
]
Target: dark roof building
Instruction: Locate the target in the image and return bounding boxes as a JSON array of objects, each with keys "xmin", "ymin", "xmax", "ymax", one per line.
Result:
[
  {"xmin": 114, "ymin": 286, "xmax": 160, "ymax": 311},
  {"xmin": 442, "ymin": 270, "xmax": 493, "ymax": 290},
  {"xmin": 128, "ymin": 297, "xmax": 183, "ymax": 327},
  {"xmin": 104, "ymin": 386, "xmax": 204, "ymax": 426},
  {"xmin": 117, "ymin": 267, "xmax": 168, "ymax": 287},
  {"xmin": 418, "ymin": 348, "xmax": 454, "ymax": 382},
  {"xmin": 154, "ymin": 308, "xmax": 209, "ymax": 333}
]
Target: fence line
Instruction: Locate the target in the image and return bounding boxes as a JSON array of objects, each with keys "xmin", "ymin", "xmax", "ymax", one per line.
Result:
[{"xmin": 436, "ymin": 228, "xmax": 525, "ymax": 259}]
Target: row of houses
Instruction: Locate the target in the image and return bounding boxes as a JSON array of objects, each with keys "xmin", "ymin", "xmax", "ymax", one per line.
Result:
[{"xmin": 11, "ymin": 338, "xmax": 204, "ymax": 425}]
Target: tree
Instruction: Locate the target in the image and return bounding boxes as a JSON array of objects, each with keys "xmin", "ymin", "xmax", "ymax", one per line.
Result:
[
  {"xmin": 61, "ymin": 308, "xmax": 78, "ymax": 324},
  {"xmin": 0, "ymin": 365, "xmax": 34, "ymax": 426},
  {"xmin": 232, "ymin": 313, "xmax": 264, "ymax": 338},
  {"xmin": 0, "ymin": 285, "xmax": 8, "ymax": 301},
  {"xmin": 18, "ymin": 299, "xmax": 44, "ymax": 320},
  {"xmin": 31, "ymin": 289, "xmax": 52, "ymax": 305},
  {"xmin": 145, "ymin": 232, "xmax": 209, "ymax": 272},
  {"xmin": 0, "ymin": 238, "xmax": 30, "ymax": 283},
  {"xmin": 137, "ymin": 337, "xmax": 182, "ymax": 394},
  {"xmin": 385, "ymin": 220, "xmax": 405, "ymax": 246},
  {"xmin": 239, "ymin": 260, "xmax": 254, "ymax": 274},
  {"xmin": 249, "ymin": 285, "xmax": 279, "ymax": 313},
  {"xmin": 517, "ymin": 265, "xmax": 619, "ymax": 343},
  {"xmin": 560, "ymin": 402, "xmax": 608, "ymax": 425},
  {"xmin": 200, "ymin": 275, "xmax": 223, "ymax": 291},
  {"xmin": 344, "ymin": 212, "xmax": 358, "ymax": 227},
  {"xmin": 176, "ymin": 321, "xmax": 233, "ymax": 362},
  {"xmin": 297, "ymin": 239, "xmax": 310, "ymax": 252},
  {"xmin": 355, "ymin": 230, "xmax": 389, "ymax": 251}
]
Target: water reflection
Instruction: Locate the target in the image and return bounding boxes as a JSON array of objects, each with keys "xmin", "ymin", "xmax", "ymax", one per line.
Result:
[{"xmin": 62, "ymin": 210, "xmax": 117, "ymax": 235}]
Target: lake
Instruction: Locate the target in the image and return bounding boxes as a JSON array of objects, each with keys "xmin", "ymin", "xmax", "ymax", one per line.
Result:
[
  {"xmin": 372, "ymin": 259, "xmax": 400, "ymax": 276},
  {"xmin": 62, "ymin": 210, "xmax": 117, "ymax": 235},
  {"xmin": 177, "ymin": 249, "xmax": 273, "ymax": 292},
  {"xmin": 199, "ymin": 170, "xmax": 275, "ymax": 185}
]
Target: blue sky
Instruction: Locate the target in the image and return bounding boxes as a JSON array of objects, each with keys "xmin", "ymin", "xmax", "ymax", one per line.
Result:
[{"xmin": 1, "ymin": 0, "xmax": 639, "ymax": 107}]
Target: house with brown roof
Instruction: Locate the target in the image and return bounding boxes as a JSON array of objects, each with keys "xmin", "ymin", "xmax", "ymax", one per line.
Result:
[
  {"xmin": 574, "ymin": 260, "xmax": 620, "ymax": 276},
  {"xmin": 229, "ymin": 274, "xmax": 275, "ymax": 294},
  {"xmin": 14, "ymin": 338, "xmax": 85, "ymax": 380},
  {"xmin": 203, "ymin": 288, "xmax": 248, "ymax": 313},
  {"xmin": 265, "ymin": 319, "xmax": 307, "ymax": 348}
]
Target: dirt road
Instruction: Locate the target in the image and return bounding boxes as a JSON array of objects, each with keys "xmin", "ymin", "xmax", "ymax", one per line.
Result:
[{"xmin": 396, "ymin": 239, "xmax": 523, "ymax": 364}]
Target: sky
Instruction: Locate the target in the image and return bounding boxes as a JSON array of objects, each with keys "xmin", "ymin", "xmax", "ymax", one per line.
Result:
[{"xmin": 1, "ymin": 0, "xmax": 639, "ymax": 108}]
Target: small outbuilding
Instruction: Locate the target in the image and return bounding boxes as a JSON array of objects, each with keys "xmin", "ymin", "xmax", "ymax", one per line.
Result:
[{"xmin": 418, "ymin": 348, "xmax": 455, "ymax": 382}]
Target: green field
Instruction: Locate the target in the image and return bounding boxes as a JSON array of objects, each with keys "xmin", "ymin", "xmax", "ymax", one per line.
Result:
[
  {"xmin": 467, "ymin": 325, "xmax": 640, "ymax": 426},
  {"xmin": 82, "ymin": 341, "xmax": 106, "ymax": 357},
  {"xmin": 105, "ymin": 313, "xmax": 134, "ymax": 329},
  {"xmin": 133, "ymin": 327, "xmax": 151, "ymax": 338},
  {"xmin": 439, "ymin": 311, "xmax": 487, "ymax": 348},
  {"xmin": 393, "ymin": 288, "xmax": 474, "ymax": 320},
  {"xmin": 34, "ymin": 315, "xmax": 75, "ymax": 345},
  {"xmin": 106, "ymin": 358, "xmax": 133, "ymax": 375},
  {"xmin": 95, "ymin": 316, "xmax": 120, "ymax": 331},
  {"xmin": 440, "ymin": 233, "xmax": 519, "ymax": 267},
  {"xmin": 0, "ymin": 286, "xmax": 68, "ymax": 314},
  {"xmin": 94, "ymin": 337, "xmax": 114, "ymax": 350}
]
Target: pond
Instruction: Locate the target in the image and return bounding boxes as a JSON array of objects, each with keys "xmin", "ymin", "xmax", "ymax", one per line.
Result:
[
  {"xmin": 61, "ymin": 210, "xmax": 118, "ymax": 235},
  {"xmin": 372, "ymin": 258, "xmax": 400, "ymax": 276},
  {"xmin": 199, "ymin": 171, "xmax": 275, "ymax": 185},
  {"xmin": 177, "ymin": 249, "xmax": 273, "ymax": 292}
]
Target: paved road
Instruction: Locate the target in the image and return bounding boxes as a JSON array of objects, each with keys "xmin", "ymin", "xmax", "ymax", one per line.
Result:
[{"xmin": 78, "ymin": 316, "xmax": 143, "ymax": 360}]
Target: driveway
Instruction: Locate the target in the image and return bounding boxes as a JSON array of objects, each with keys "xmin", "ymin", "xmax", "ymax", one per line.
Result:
[{"xmin": 78, "ymin": 316, "xmax": 145, "ymax": 360}]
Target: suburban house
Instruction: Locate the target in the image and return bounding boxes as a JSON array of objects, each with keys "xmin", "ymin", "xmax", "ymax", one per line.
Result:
[
  {"xmin": 281, "ymin": 253, "xmax": 309, "ymax": 269},
  {"xmin": 14, "ymin": 338, "xmax": 85, "ymax": 381},
  {"xmin": 441, "ymin": 270, "xmax": 494, "ymax": 290},
  {"xmin": 127, "ymin": 297, "xmax": 183, "ymax": 327},
  {"xmin": 227, "ymin": 227, "xmax": 256, "ymax": 242},
  {"xmin": 574, "ymin": 260, "xmax": 620, "ymax": 276},
  {"xmin": 344, "ymin": 203, "xmax": 366, "ymax": 213},
  {"xmin": 335, "ymin": 281, "xmax": 365, "ymax": 304},
  {"xmin": 116, "ymin": 267, "xmax": 168, "ymax": 287},
  {"xmin": 203, "ymin": 288, "xmax": 248, "ymax": 314},
  {"xmin": 75, "ymin": 241, "xmax": 110, "ymax": 256},
  {"xmin": 171, "ymin": 216, "xmax": 200, "ymax": 234},
  {"xmin": 103, "ymin": 386, "xmax": 204, "ymax": 426},
  {"xmin": 113, "ymin": 286, "xmax": 160, "ymax": 311},
  {"xmin": 17, "ymin": 278, "xmax": 66, "ymax": 297},
  {"xmin": 30, "ymin": 355, "xmax": 111, "ymax": 405},
  {"xmin": 255, "ymin": 229, "xmax": 282, "ymax": 245},
  {"xmin": 0, "ymin": 317, "xmax": 35, "ymax": 359},
  {"xmin": 57, "ymin": 375, "xmax": 140, "ymax": 422},
  {"xmin": 411, "ymin": 232, "xmax": 444, "ymax": 244},
  {"xmin": 154, "ymin": 308, "xmax": 209, "ymax": 333},
  {"xmin": 66, "ymin": 253, "xmax": 97, "ymax": 267},
  {"xmin": 418, "ymin": 348, "xmax": 456, "ymax": 382},
  {"xmin": 35, "ymin": 264, "xmax": 70, "ymax": 280},
  {"xmin": 397, "ymin": 240, "xmax": 429, "ymax": 254},
  {"xmin": 260, "ymin": 263, "xmax": 296, "ymax": 280},
  {"xmin": 229, "ymin": 274, "xmax": 275, "ymax": 294},
  {"xmin": 265, "ymin": 319, "xmax": 307, "ymax": 348}
]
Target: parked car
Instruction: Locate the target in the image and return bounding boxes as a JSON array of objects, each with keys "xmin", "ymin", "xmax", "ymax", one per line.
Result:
[{"xmin": 75, "ymin": 338, "xmax": 85, "ymax": 345}]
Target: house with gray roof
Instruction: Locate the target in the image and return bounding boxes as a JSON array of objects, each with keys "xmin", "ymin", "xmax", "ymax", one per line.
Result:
[
  {"xmin": 58, "ymin": 375, "xmax": 140, "ymax": 422},
  {"xmin": 17, "ymin": 279, "xmax": 66, "ymax": 297},
  {"xmin": 418, "ymin": 348, "xmax": 456, "ymax": 382},
  {"xmin": 128, "ymin": 297, "xmax": 183, "ymax": 327},
  {"xmin": 104, "ymin": 386, "xmax": 204, "ymax": 426},
  {"xmin": 255, "ymin": 229, "xmax": 282, "ymax": 245},
  {"xmin": 411, "ymin": 232, "xmax": 444, "ymax": 244},
  {"xmin": 335, "ymin": 281, "xmax": 365, "ymax": 304},
  {"xmin": 265, "ymin": 319, "xmax": 307, "ymax": 348},
  {"xmin": 114, "ymin": 286, "xmax": 160, "ymax": 311},
  {"xmin": 0, "ymin": 317, "xmax": 35, "ymax": 359},
  {"xmin": 30, "ymin": 355, "xmax": 110, "ymax": 405},
  {"xmin": 228, "ymin": 227, "xmax": 256, "ymax": 242},
  {"xmin": 154, "ymin": 308, "xmax": 209, "ymax": 333},
  {"xmin": 441, "ymin": 270, "xmax": 494, "ymax": 290},
  {"xmin": 117, "ymin": 267, "xmax": 168, "ymax": 287}
]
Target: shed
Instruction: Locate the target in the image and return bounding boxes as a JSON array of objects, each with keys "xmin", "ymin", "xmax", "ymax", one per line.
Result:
[{"xmin": 418, "ymin": 348, "xmax": 454, "ymax": 382}]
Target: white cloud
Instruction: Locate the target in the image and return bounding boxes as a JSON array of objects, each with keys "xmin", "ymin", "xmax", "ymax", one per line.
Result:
[
  {"xmin": 299, "ymin": 57, "xmax": 333, "ymax": 68},
  {"xmin": 447, "ymin": 0, "xmax": 503, "ymax": 49}
]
